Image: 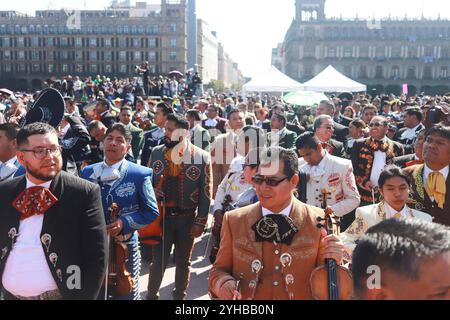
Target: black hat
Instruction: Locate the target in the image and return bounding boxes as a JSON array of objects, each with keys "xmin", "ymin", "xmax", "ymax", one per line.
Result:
[
  {"xmin": 338, "ymin": 92, "xmax": 353, "ymax": 101},
  {"xmin": 21, "ymin": 88, "xmax": 65, "ymax": 129}
]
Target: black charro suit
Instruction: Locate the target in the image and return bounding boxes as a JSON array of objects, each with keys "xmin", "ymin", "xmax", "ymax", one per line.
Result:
[{"xmin": 0, "ymin": 171, "xmax": 107, "ymax": 300}]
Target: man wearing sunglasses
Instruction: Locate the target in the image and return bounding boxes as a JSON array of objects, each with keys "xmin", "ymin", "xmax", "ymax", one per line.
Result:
[
  {"xmin": 349, "ymin": 116, "xmax": 404, "ymax": 205},
  {"xmin": 209, "ymin": 147, "xmax": 345, "ymax": 300},
  {"xmin": 0, "ymin": 122, "xmax": 107, "ymax": 300}
]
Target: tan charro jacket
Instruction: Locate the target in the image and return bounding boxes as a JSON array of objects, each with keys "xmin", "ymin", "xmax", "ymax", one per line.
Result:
[{"xmin": 208, "ymin": 197, "xmax": 325, "ymax": 300}]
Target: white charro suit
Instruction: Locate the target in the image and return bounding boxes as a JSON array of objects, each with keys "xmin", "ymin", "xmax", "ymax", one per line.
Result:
[
  {"xmin": 340, "ymin": 202, "xmax": 433, "ymax": 260},
  {"xmin": 299, "ymin": 152, "xmax": 361, "ymax": 218}
]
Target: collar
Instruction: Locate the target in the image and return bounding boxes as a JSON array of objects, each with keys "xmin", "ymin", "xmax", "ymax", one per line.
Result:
[
  {"xmin": 277, "ymin": 128, "xmax": 286, "ymax": 136},
  {"xmin": 261, "ymin": 199, "xmax": 293, "ymax": 217},
  {"xmin": 1, "ymin": 156, "xmax": 18, "ymax": 167},
  {"xmin": 26, "ymin": 176, "xmax": 52, "ymax": 189},
  {"xmin": 103, "ymin": 159, "xmax": 125, "ymax": 171},
  {"xmin": 424, "ymin": 165, "xmax": 449, "ymax": 180},
  {"xmin": 383, "ymin": 202, "xmax": 409, "ymax": 219},
  {"xmin": 122, "ymin": 123, "xmax": 132, "ymax": 129},
  {"xmin": 190, "ymin": 123, "xmax": 201, "ymax": 134}
]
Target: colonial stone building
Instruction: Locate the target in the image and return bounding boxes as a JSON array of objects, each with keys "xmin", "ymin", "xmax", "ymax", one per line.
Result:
[
  {"xmin": 0, "ymin": 0, "xmax": 188, "ymax": 90},
  {"xmin": 283, "ymin": 0, "xmax": 450, "ymax": 95}
]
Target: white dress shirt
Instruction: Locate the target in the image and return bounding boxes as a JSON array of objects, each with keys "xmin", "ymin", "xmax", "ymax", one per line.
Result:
[
  {"xmin": 370, "ymin": 137, "xmax": 388, "ymax": 187},
  {"xmin": 423, "ymin": 165, "xmax": 449, "ymax": 202},
  {"xmin": 205, "ymin": 118, "xmax": 218, "ymax": 127},
  {"xmin": 384, "ymin": 202, "xmax": 411, "ymax": 219},
  {"xmin": 401, "ymin": 123, "xmax": 422, "ymax": 141},
  {"xmin": 262, "ymin": 200, "xmax": 293, "ymax": 217},
  {"xmin": 2, "ymin": 177, "xmax": 58, "ymax": 297},
  {"xmin": 0, "ymin": 156, "xmax": 18, "ymax": 181}
]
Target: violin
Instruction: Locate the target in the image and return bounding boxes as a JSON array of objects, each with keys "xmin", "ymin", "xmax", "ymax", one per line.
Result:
[
  {"xmin": 105, "ymin": 203, "xmax": 134, "ymax": 299},
  {"xmin": 309, "ymin": 189, "xmax": 353, "ymax": 300},
  {"xmin": 138, "ymin": 175, "xmax": 165, "ymax": 245}
]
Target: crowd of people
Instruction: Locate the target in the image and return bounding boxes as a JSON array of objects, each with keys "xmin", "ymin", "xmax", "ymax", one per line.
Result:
[{"xmin": 0, "ymin": 70, "xmax": 450, "ymax": 301}]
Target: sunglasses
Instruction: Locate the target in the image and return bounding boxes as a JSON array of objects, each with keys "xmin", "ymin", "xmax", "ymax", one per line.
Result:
[{"xmin": 252, "ymin": 175, "xmax": 289, "ymax": 187}]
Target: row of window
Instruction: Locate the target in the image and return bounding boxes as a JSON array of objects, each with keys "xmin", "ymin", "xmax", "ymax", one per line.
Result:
[
  {"xmin": 1, "ymin": 63, "xmax": 158, "ymax": 74},
  {"xmin": 301, "ymin": 64, "xmax": 449, "ymax": 80},
  {"xmin": 0, "ymin": 50, "xmax": 177, "ymax": 61},
  {"xmin": 301, "ymin": 25, "xmax": 450, "ymax": 40},
  {"xmin": 0, "ymin": 23, "xmax": 178, "ymax": 35},
  {"xmin": 301, "ymin": 45, "xmax": 450, "ymax": 59},
  {"xmin": 0, "ymin": 37, "xmax": 178, "ymax": 48}
]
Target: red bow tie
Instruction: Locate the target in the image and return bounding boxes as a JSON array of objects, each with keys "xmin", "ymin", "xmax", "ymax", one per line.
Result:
[
  {"xmin": 405, "ymin": 159, "xmax": 424, "ymax": 167},
  {"xmin": 12, "ymin": 187, "xmax": 58, "ymax": 221}
]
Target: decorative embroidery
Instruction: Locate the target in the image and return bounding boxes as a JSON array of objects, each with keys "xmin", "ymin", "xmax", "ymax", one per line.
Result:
[
  {"xmin": 346, "ymin": 215, "xmax": 369, "ymax": 236},
  {"xmin": 152, "ymin": 160, "xmax": 164, "ymax": 175},
  {"xmin": 328, "ymin": 173, "xmax": 340, "ymax": 187},
  {"xmin": 345, "ymin": 167, "xmax": 358, "ymax": 192},
  {"xmin": 115, "ymin": 182, "xmax": 136, "ymax": 198},
  {"xmin": 49, "ymin": 253, "xmax": 58, "ymax": 267},
  {"xmin": 186, "ymin": 166, "xmax": 201, "ymax": 182},
  {"xmin": 190, "ymin": 190, "xmax": 199, "ymax": 203}
]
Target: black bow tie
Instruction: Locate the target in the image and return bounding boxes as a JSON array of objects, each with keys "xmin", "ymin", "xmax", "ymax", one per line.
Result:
[{"xmin": 252, "ymin": 214, "xmax": 299, "ymax": 245}]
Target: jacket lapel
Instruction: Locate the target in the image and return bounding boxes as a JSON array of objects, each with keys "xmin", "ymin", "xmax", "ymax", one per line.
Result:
[{"xmin": 246, "ymin": 203, "xmax": 263, "ymax": 259}]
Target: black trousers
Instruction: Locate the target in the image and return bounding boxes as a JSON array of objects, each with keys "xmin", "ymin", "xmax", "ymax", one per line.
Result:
[{"xmin": 147, "ymin": 214, "xmax": 195, "ymax": 300}]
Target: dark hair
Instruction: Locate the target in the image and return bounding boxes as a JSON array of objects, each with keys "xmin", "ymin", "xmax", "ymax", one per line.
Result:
[
  {"xmin": 120, "ymin": 106, "xmax": 133, "ymax": 113},
  {"xmin": 320, "ymin": 100, "xmax": 335, "ymax": 113},
  {"xmin": 96, "ymin": 98, "xmax": 111, "ymax": 110},
  {"xmin": 17, "ymin": 122, "xmax": 57, "ymax": 147},
  {"xmin": 227, "ymin": 108, "xmax": 243, "ymax": 120},
  {"xmin": 156, "ymin": 102, "xmax": 174, "ymax": 116},
  {"xmin": 378, "ymin": 165, "xmax": 411, "ymax": 189},
  {"xmin": 352, "ymin": 219, "xmax": 450, "ymax": 294},
  {"xmin": 405, "ymin": 107, "xmax": 423, "ymax": 122},
  {"xmin": 186, "ymin": 109, "xmax": 202, "ymax": 121},
  {"xmin": 271, "ymin": 111, "xmax": 287, "ymax": 127},
  {"xmin": 261, "ymin": 147, "xmax": 299, "ymax": 179},
  {"xmin": 313, "ymin": 115, "xmax": 333, "ymax": 132},
  {"xmin": 87, "ymin": 120, "xmax": 106, "ymax": 132},
  {"xmin": 207, "ymin": 104, "xmax": 219, "ymax": 113},
  {"xmin": 239, "ymin": 125, "xmax": 266, "ymax": 150},
  {"xmin": 362, "ymin": 105, "xmax": 378, "ymax": 115},
  {"xmin": 105, "ymin": 123, "xmax": 132, "ymax": 143},
  {"xmin": 0, "ymin": 123, "xmax": 20, "ymax": 141},
  {"xmin": 166, "ymin": 113, "xmax": 189, "ymax": 130},
  {"xmin": 349, "ymin": 119, "xmax": 366, "ymax": 129},
  {"xmin": 296, "ymin": 131, "xmax": 320, "ymax": 151},
  {"xmin": 425, "ymin": 123, "xmax": 450, "ymax": 141}
]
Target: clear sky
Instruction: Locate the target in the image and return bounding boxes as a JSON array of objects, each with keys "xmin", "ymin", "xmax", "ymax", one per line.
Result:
[{"xmin": 2, "ymin": 0, "xmax": 449, "ymax": 77}]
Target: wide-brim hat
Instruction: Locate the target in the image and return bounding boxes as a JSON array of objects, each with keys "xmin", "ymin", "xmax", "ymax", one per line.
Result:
[{"xmin": 21, "ymin": 88, "xmax": 64, "ymax": 128}]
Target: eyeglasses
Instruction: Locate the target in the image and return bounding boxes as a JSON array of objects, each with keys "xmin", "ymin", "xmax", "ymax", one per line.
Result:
[
  {"xmin": 251, "ymin": 175, "xmax": 289, "ymax": 187},
  {"xmin": 20, "ymin": 146, "xmax": 61, "ymax": 160},
  {"xmin": 369, "ymin": 122, "xmax": 384, "ymax": 128},
  {"xmin": 320, "ymin": 125, "xmax": 335, "ymax": 130}
]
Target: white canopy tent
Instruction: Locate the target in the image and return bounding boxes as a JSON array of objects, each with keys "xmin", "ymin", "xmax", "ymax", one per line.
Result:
[
  {"xmin": 299, "ymin": 65, "xmax": 367, "ymax": 93},
  {"xmin": 242, "ymin": 66, "xmax": 304, "ymax": 95}
]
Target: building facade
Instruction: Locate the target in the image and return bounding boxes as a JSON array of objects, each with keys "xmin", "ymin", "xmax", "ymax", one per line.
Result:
[
  {"xmin": 284, "ymin": 0, "xmax": 450, "ymax": 95},
  {"xmin": 197, "ymin": 19, "xmax": 218, "ymax": 84},
  {"xmin": 0, "ymin": 0, "xmax": 188, "ymax": 90}
]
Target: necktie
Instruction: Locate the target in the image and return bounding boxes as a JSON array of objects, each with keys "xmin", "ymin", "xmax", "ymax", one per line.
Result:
[
  {"xmin": 425, "ymin": 172, "xmax": 446, "ymax": 209},
  {"xmin": 12, "ymin": 187, "xmax": 58, "ymax": 221},
  {"xmin": 394, "ymin": 212, "xmax": 402, "ymax": 219}
]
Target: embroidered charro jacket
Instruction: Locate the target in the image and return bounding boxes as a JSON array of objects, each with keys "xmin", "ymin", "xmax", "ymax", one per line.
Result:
[
  {"xmin": 405, "ymin": 164, "xmax": 450, "ymax": 226},
  {"xmin": 340, "ymin": 202, "xmax": 432, "ymax": 260},
  {"xmin": 149, "ymin": 142, "xmax": 212, "ymax": 227},
  {"xmin": 350, "ymin": 137, "xmax": 404, "ymax": 204}
]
